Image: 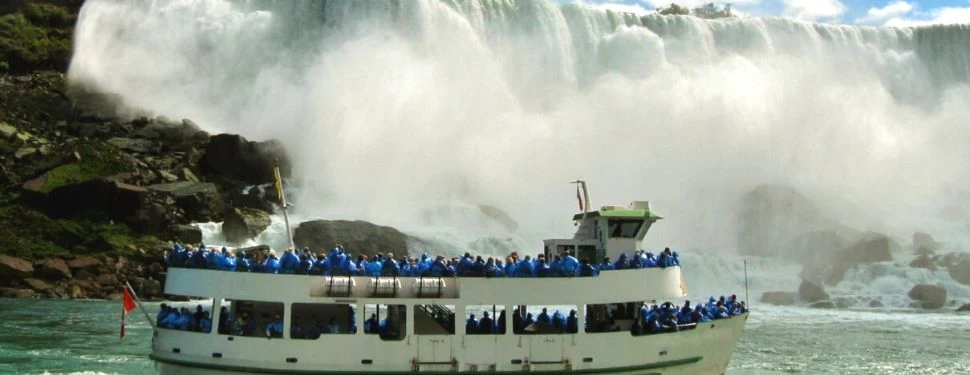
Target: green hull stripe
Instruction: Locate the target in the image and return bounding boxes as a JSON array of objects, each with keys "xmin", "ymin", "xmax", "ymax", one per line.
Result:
[{"xmin": 152, "ymin": 355, "xmax": 702, "ymax": 374}]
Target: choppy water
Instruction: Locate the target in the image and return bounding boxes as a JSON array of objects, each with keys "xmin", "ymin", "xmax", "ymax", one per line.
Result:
[{"xmin": 2, "ymin": 299, "xmax": 968, "ymax": 374}]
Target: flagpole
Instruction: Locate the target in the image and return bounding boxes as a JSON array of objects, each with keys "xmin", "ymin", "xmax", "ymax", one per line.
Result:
[
  {"xmin": 274, "ymin": 158, "xmax": 296, "ymax": 250},
  {"xmin": 125, "ymin": 281, "xmax": 157, "ymax": 331}
]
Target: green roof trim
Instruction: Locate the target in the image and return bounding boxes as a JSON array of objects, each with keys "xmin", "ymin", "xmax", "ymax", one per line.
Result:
[{"xmin": 572, "ymin": 208, "xmax": 664, "ymax": 221}]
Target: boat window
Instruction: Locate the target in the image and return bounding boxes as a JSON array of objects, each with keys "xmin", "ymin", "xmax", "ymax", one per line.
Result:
[
  {"xmin": 156, "ymin": 296, "xmax": 216, "ymax": 334},
  {"xmin": 363, "ymin": 304, "xmax": 407, "ymax": 341},
  {"xmin": 512, "ymin": 305, "xmax": 578, "ymax": 335},
  {"xmin": 585, "ymin": 302, "xmax": 638, "ymax": 333},
  {"xmin": 415, "ymin": 304, "xmax": 455, "ymax": 335},
  {"xmin": 219, "ymin": 299, "xmax": 284, "ymax": 338},
  {"xmin": 290, "ymin": 303, "xmax": 356, "ymax": 339},
  {"xmin": 464, "ymin": 305, "xmax": 506, "ymax": 335},
  {"xmin": 607, "ymin": 220, "xmax": 643, "ymax": 238}
]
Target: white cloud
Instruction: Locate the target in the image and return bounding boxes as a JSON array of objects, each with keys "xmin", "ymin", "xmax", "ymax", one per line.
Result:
[
  {"xmin": 783, "ymin": 0, "xmax": 846, "ymax": 21},
  {"xmin": 884, "ymin": 5, "xmax": 970, "ymax": 27},
  {"xmin": 856, "ymin": 1, "xmax": 914, "ymax": 24}
]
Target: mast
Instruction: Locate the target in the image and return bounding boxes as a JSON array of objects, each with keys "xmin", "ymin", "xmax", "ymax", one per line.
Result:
[
  {"xmin": 274, "ymin": 158, "xmax": 296, "ymax": 250},
  {"xmin": 571, "ymin": 180, "xmax": 591, "ymax": 217}
]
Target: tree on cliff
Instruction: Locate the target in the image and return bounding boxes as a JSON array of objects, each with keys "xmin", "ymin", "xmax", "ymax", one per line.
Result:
[{"xmin": 656, "ymin": 2, "xmax": 735, "ymax": 19}]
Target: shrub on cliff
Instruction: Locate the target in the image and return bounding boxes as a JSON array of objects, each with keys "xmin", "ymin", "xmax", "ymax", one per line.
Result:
[{"xmin": 0, "ymin": 3, "xmax": 75, "ymax": 73}]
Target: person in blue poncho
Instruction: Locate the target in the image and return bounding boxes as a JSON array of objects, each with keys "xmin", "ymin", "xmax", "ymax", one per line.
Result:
[
  {"xmin": 428, "ymin": 255, "xmax": 449, "ymax": 277},
  {"xmin": 206, "ymin": 248, "xmax": 221, "ymax": 269},
  {"xmin": 562, "ymin": 252, "xmax": 579, "ymax": 275},
  {"xmin": 537, "ymin": 308, "xmax": 550, "ymax": 324},
  {"xmin": 263, "ymin": 251, "xmax": 280, "ymax": 274},
  {"xmin": 478, "ymin": 311, "xmax": 493, "ymax": 334},
  {"xmin": 465, "ymin": 314, "xmax": 478, "ymax": 334},
  {"xmin": 364, "ymin": 313, "xmax": 378, "ymax": 334},
  {"xmin": 535, "ymin": 258, "xmax": 550, "ymax": 277},
  {"xmin": 614, "ymin": 253, "xmax": 628, "ymax": 270},
  {"xmin": 566, "ymin": 310, "xmax": 579, "ymax": 333},
  {"xmin": 521, "ymin": 313, "xmax": 535, "ymax": 331},
  {"xmin": 516, "ymin": 256, "xmax": 535, "ymax": 277},
  {"xmin": 235, "ymin": 251, "xmax": 251, "ymax": 272},
  {"xmin": 198, "ymin": 311, "xmax": 212, "ymax": 333},
  {"xmin": 265, "ymin": 314, "xmax": 283, "ymax": 338},
  {"xmin": 297, "ymin": 253, "xmax": 311, "ymax": 275},
  {"xmin": 279, "ymin": 248, "xmax": 300, "ymax": 274},
  {"xmin": 579, "ymin": 258, "xmax": 597, "ymax": 276},
  {"xmin": 484, "ymin": 257, "xmax": 499, "ymax": 277},
  {"xmin": 597, "ymin": 256, "xmax": 614, "ymax": 271},
  {"xmin": 188, "ymin": 245, "xmax": 208, "ymax": 268},
  {"xmin": 381, "ymin": 253, "xmax": 400, "ymax": 276},
  {"xmin": 549, "ymin": 255, "xmax": 563, "ymax": 277},
  {"xmin": 552, "ymin": 310, "xmax": 565, "ymax": 332},
  {"xmin": 504, "ymin": 256, "xmax": 517, "ymax": 277}
]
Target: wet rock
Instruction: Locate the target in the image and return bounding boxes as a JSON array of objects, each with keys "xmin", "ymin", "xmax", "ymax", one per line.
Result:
[
  {"xmin": 908, "ymin": 284, "xmax": 946, "ymax": 309},
  {"xmin": 909, "ymin": 254, "xmax": 937, "ymax": 271},
  {"xmin": 0, "ymin": 254, "xmax": 34, "ymax": 279},
  {"xmin": 957, "ymin": 303, "xmax": 970, "ymax": 312},
  {"xmin": 760, "ymin": 291, "xmax": 797, "ymax": 306},
  {"xmin": 38, "ymin": 258, "xmax": 72, "ymax": 280},
  {"xmin": 809, "ymin": 301, "xmax": 835, "ymax": 309},
  {"xmin": 222, "ymin": 207, "xmax": 271, "ymax": 244},
  {"xmin": 824, "ymin": 236, "xmax": 897, "ymax": 285},
  {"xmin": 869, "ymin": 299, "xmax": 884, "ymax": 308},
  {"xmin": 68, "ymin": 284, "xmax": 83, "ymax": 299},
  {"xmin": 181, "ymin": 167, "xmax": 199, "ymax": 182},
  {"xmin": 0, "ymin": 122, "xmax": 16, "ymax": 138},
  {"xmin": 14, "ymin": 147, "xmax": 37, "ymax": 159},
  {"xmin": 22, "ymin": 278, "xmax": 50, "ymax": 291},
  {"xmin": 147, "ymin": 181, "xmax": 222, "ymax": 222},
  {"xmin": 107, "ymin": 137, "xmax": 157, "ymax": 153},
  {"xmin": 171, "ymin": 224, "xmax": 203, "ymax": 244},
  {"xmin": 913, "ymin": 232, "xmax": 940, "ymax": 251},
  {"xmin": 948, "ymin": 257, "xmax": 970, "ymax": 286},
  {"xmin": 45, "ymin": 179, "xmax": 149, "ymax": 221},
  {"xmin": 0, "ymin": 288, "xmax": 34, "ymax": 298},
  {"xmin": 200, "ymin": 134, "xmax": 291, "ymax": 185},
  {"xmin": 798, "ymin": 279, "xmax": 829, "ymax": 303},
  {"xmin": 95, "ymin": 274, "xmax": 118, "ymax": 288},
  {"xmin": 294, "ymin": 220, "xmax": 410, "ymax": 256},
  {"xmin": 68, "ymin": 257, "xmax": 103, "ymax": 272}
]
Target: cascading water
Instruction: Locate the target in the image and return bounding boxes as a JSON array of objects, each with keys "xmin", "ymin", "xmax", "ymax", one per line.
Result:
[{"xmin": 69, "ymin": 0, "xmax": 970, "ymax": 304}]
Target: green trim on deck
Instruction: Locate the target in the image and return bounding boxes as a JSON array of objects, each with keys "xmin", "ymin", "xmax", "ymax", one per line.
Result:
[
  {"xmin": 152, "ymin": 354, "xmax": 701, "ymax": 374},
  {"xmin": 572, "ymin": 209, "xmax": 663, "ymax": 221}
]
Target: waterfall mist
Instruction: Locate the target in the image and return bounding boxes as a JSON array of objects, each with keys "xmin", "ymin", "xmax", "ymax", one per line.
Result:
[{"xmin": 68, "ymin": 0, "xmax": 970, "ymax": 253}]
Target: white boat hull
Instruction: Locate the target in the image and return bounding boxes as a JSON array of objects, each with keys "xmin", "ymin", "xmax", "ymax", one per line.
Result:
[{"xmin": 152, "ymin": 312, "xmax": 746, "ymax": 374}]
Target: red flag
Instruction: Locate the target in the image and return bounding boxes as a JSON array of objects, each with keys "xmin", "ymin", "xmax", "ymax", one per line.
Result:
[
  {"xmin": 576, "ymin": 185, "xmax": 584, "ymax": 211},
  {"xmin": 120, "ymin": 286, "xmax": 137, "ymax": 339}
]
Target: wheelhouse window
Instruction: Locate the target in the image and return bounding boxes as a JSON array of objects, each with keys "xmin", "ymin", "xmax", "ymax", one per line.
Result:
[
  {"xmin": 290, "ymin": 303, "xmax": 356, "ymax": 339},
  {"xmin": 607, "ymin": 220, "xmax": 643, "ymax": 238},
  {"xmin": 586, "ymin": 302, "xmax": 639, "ymax": 333}
]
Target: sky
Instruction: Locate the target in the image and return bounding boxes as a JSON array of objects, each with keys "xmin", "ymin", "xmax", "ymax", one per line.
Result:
[{"xmin": 580, "ymin": 0, "xmax": 970, "ymax": 26}]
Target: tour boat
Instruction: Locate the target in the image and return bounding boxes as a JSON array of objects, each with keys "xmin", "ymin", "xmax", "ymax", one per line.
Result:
[{"xmin": 149, "ymin": 182, "xmax": 748, "ymax": 374}]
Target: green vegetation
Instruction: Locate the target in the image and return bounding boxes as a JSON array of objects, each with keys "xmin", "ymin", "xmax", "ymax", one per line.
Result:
[
  {"xmin": 39, "ymin": 140, "xmax": 131, "ymax": 193},
  {"xmin": 656, "ymin": 2, "xmax": 735, "ymax": 19},
  {"xmin": 0, "ymin": 204, "xmax": 160, "ymax": 259},
  {"xmin": 0, "ymin": 3, "xmax": 76, "ymax": 73}
]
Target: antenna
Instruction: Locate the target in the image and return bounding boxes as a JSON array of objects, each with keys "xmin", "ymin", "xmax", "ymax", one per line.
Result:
[{"xmin": 744, "ymin": 259, "xmax": 749, "ymax": 308}]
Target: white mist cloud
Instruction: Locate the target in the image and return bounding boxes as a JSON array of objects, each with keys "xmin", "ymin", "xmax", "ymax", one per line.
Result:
[
  {"xmin": 856, "ymin": 1, "xmax": 914, "ymax": 24},
  {"xmin": 884, "ymin": 5, "xmax": 970, "ymax": 27},
  {"xmin": 783, "ymin": 0, "xmax": 846, "ymax": 21},
  {"xmin": 69, "ymin": 0, "xmax": 970, "ymax": 251}
]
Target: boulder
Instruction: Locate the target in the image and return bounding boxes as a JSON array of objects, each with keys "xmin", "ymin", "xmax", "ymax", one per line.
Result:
[
  {"xmin": 809, "ymin": 301, "xmax": 836, "ymax": 309},
  {"xmin": 95, "ymin": 274, "xmax": 118, "ymax": 288},
  {"xmin": 908, "ymin": 284, "xmax": 946, "ymax": 309},
  {"xmin": 736, "ymin": 185, "xmax": 858, "ymax": 259},
  {"xmin": 22, "ymin": 278, "xmax": 50, "ymax": 291},
  {"xmin": 147, "ymin": 181, "xmax": 223, "ymax": 222},
  {"xmin": 38, "ymin": 258, "xmax": 72, "ymax": 280},
  {"xmin": 68, "ymin": 257, "xmax": 103, "ymax": 272},
  {"xmin": 798, "ymin": 279, "xmax": 829, "ymax": 303},
  {"xmin": 957, "ymin": 303, "xmax": 970, "ymax": 312},
  {"xmin": 294, "ymin": 220, "xmax": 411, "ymax": 256},
  {"xmin": 171, "ymin": 224, "xmax": 203, "ymax": 244},
  {"xmin": 868, "ymin": 299, "xmax": 884, "ymax": 308},
  {"xmin": 0, "ymin": 288, "xmax": 34, "ymax": 298},
  {"xmin": 222, "ymin": 207, "xmax": 272, "ymax": 244},
  {"xmin": 948, "ymin": 257, "xmax": 970, "ymax": 286},
  {"xmin": 0, "ymin": 254, "xmax": 34, "ymax": 279},
  {"xmin": 14, "ymin": 147, "xmax": 37, "ymax": 159},
  {"xmin": 135, "ymin": 117, "xmax": 207, "ymax": 144},
  {"xmin": 760, "ymin": 291, "xmax": 797, "ymax": 306},
  {"xmin": 45, "ymin": 179, "xmax": 149, "ymax": 220},
  {"xmin": 199, "ymin": 134, "xmax": 291, "ymax": 185},
  {"xmin": 0, "ymin": 122, "xmax": 16, "ymax": 138},
  {"xmin": 913, "ymin": 232, "xmax": 940, "ymax": 251},
  {"xmin": 909, "ymin": 254, "xmax": 937, "ymax": 271},
  {"xmin": 107, "ymin": 137, "xmax": 157, "ymax": 153},
  {"xmin": 823, "ymin": 236, "xmax": 897, "ymax": 285}
]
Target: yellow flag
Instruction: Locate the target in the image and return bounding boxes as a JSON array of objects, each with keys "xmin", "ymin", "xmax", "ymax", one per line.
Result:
[{"xmin": 273, "ymin": 165, "xmax": 284, "ymax": 201}]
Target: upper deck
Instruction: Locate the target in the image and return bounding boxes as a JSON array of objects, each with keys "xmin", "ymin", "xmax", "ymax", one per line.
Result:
[{"xmin": 164, "ymin": 266, "xmax": 687, "ymax": 304}]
